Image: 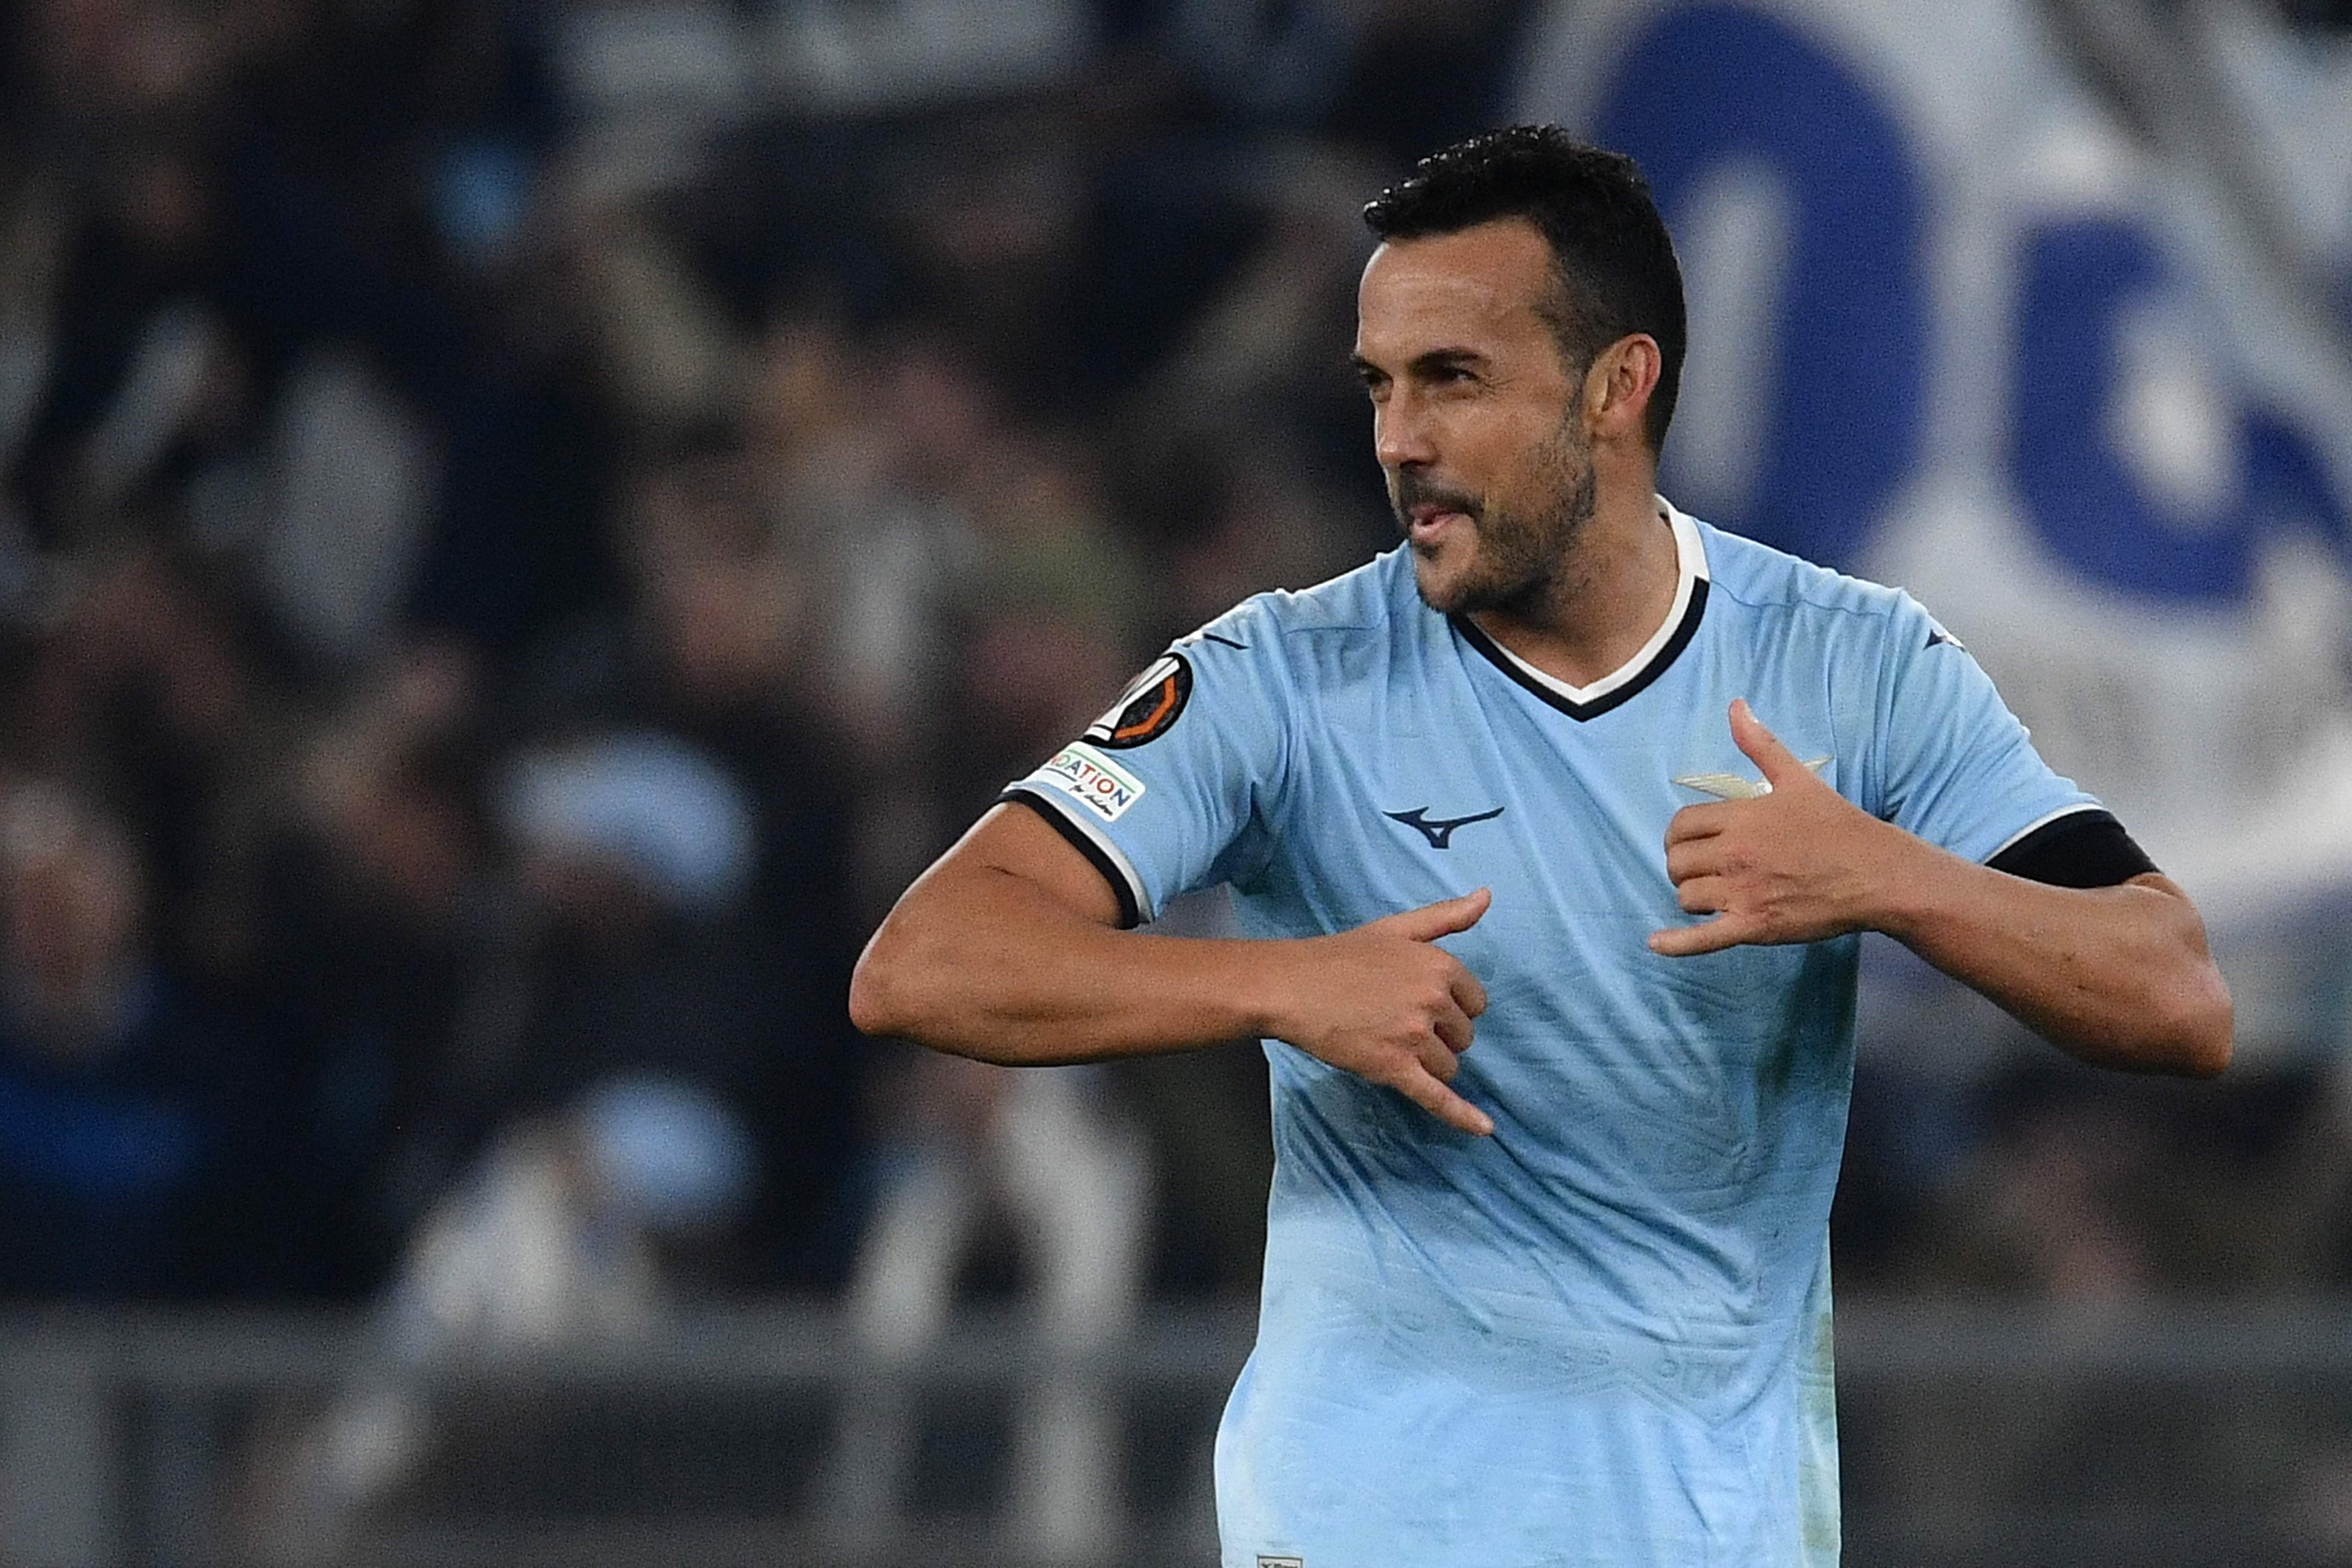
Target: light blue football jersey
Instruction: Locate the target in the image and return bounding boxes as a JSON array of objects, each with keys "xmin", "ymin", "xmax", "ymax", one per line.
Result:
[{"xmin": 1005, "ymin": 502, "xmax": 2101, "ymax": 1568}]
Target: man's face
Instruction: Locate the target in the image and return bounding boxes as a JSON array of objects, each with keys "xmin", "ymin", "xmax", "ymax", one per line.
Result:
[{"xmin": 1353, "ymin": 219, "xmax": 1595, "ymax": 617}]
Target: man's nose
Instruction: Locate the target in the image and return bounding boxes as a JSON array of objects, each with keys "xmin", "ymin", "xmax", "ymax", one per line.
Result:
[{"xmin": 1374, "ymin": 392, "xmax": 1437, "ymax": 471}]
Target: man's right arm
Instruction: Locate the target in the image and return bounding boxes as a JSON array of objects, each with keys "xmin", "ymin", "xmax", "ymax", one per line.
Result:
[{"xmin": 849, "ymin": 802, "xmax": 1499, "ymax": 1135}]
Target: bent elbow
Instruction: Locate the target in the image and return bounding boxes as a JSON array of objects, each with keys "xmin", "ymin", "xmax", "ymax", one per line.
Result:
[
  {"xmin": 2137, "ymin": 888, "xmax": 2232, "ymax": 1078},
  {"xmin": 845, "ymin": 965, "xmax": 887, "ymax": 1039},
  {"xmin": 849, "ymin": 918, "xmax": 1004, "ymax": 1059},
  {"xmin": 846, "ymin": 955, "xmax": 894, "ymax": 1039},
  {"xmin": 2175, "ymin": 971, "xmax": 2233, "ymax": 1079},
  {"xmin": 2143, "ymin": 959, "xmax": 2232, "ymax": 1079},
  {"xmin": 848, "ymin": 926, "xmax": 921, "ymax": 1040},
  {"xmin": 2066, "ymin": 955, "xmax": 2233, "ymax": 1078}
]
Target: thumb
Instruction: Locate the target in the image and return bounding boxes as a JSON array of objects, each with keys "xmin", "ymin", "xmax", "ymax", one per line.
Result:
[
  {"xmin": 1377, "ymin": 886, "xmax": 1492, "ymax": 942},
  {"xmin": 1729, "ymin": 699, "xmax": 1804, "ymax": 786}
]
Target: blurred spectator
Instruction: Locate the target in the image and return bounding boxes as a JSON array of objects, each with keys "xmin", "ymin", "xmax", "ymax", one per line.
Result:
[
  {"xmin": 254, "ymin": 641, "xmax": 501, "ymax": 1294},
  {"xmin": 507, "ymin": 434, "xmax": 877, "ymax": 1282},
  {"xmin": 0, "ymin": 779, "xmax": 298, "ymax": 1296},
  {"xmin": 246, "ymin": 725, "xmax": 860, "ymax": 1544},
  {"xmin": 299, "ymin": 720, "xmax": 867, "ymax": 1298},
  {"xmin": 10, "ymin": 542, "xmax": 260, "ymax": 977},
  {"xmin": 487, "ymin": 729, "xmax": 826, "ymax": 1281},
  {"xmin": 842, "ymin": 1054, "xmax": 1150, "ymax": 1559},
  {"xmin": 1925, "ymin": 1059, "xmax": 2352, "ymax": 1298}
]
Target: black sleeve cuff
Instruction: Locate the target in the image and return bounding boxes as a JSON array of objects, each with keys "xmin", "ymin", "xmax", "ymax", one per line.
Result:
[
  {"xmin": 997, "ymin": 789, "xmax": 1143, "ymax": 929},
  {"xmin": 1987, "ymin": 808, "xmax": 2159, "ymax": 889}
]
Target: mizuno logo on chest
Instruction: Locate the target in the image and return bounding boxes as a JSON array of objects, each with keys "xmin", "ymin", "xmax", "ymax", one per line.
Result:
[{"xmin": 1384, "ymin": 806, "xmax": 1504, "ymax": 849}]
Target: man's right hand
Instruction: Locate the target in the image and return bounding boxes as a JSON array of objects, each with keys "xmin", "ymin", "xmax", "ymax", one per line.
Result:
[
  {"xmin": 854, "ymin": 806, "xmax": 1500, "ymax": 1129},
  {"xmin": 1266, "ymin": 888, "xmax": 1496, "ymax": 1136}
]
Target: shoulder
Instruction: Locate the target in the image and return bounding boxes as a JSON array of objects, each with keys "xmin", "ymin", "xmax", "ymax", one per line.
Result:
[
  {"xmin": 1190, "ymin": 551, "xmax": 1408, "ymax": 640},
  {"xmin": 1685, "ymin": 507, "xmax": 1935, "ymax": 651},
  {"xmin": 1178, "ymin": 549, "xmax": 1421, "ymax": 675}
]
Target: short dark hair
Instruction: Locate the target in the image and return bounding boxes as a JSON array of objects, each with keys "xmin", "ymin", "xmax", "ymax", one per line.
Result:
[{"xmin": 1363, "ymin": 126, "xmax": 1686, "ymax": 452}]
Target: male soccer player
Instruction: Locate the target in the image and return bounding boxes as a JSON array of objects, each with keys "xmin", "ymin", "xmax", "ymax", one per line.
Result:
[{"xmin": 850, "ymin": 127, "xmax": 2231, "ymax": 1567}]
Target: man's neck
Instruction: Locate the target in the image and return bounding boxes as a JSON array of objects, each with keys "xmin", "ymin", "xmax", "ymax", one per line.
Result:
[{"xmin": 1466, "ymin": 486, "xmax": 1681, "ymax": 690}]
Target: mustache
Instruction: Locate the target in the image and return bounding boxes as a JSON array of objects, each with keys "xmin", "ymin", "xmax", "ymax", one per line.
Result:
[{"xmin": 1391, "ymin": 471, "xmax": 1481, "ymax": 527}]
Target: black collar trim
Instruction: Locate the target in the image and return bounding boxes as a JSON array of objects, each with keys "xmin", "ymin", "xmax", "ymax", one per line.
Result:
[{"xmin": 1451, "ymin": 575, "xmax": 1710, "ymax": 721}]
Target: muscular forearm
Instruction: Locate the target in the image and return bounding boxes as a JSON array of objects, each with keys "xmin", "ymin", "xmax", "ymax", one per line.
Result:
[
  {"xmin": 851, "ymin": 859, "xmax": 1282, "ymax": 1064},
  {"xmin": 1868, "ymin": 841, "xmax": 2232, "ymax": 1076},
  {"xmin": 852, "ymin": 806, "xmax": 1498, "ymax": 1132}
]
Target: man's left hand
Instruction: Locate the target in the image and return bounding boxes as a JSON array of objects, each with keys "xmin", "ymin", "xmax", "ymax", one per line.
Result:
[{"xmin": 1649, "ymin": 699, "xmax": 1912, "ymax": 958}]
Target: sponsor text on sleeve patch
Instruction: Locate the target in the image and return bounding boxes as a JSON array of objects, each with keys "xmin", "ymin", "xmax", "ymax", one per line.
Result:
[{"xmin": 1029, "ymin": 743, "xmax": 1148, "ymax": 823}]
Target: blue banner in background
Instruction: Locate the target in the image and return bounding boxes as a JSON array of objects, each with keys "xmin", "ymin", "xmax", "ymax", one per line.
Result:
[
  {"xmin": 1596, "ymin": 3, "xmax": 1929, "ymax": 575},
  {"xmin": 1515, "ymin": 0, "xmax": 2352, "ymax": 984}
]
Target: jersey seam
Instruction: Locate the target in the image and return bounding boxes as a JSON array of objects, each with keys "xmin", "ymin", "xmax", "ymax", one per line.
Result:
[
  {"xmin": 1695, "ymin": 524, "xmax": 1912, "ymax": 624},
  {"xmin": 1179, "ymin": 610, "xmax": 1296, "ymax": 893},
  {"xmin": 1703, "ymin": 577, "xmax": 1908, "ymax": 623},
  {"xmin": 1261, "ymin": 618, "xmax": 1388, "ymax": 641},
  {"xmin": 1866, "ymin": 602, "xmax": 1903, "ymax": 819},
  {"xmin": 1267, "ymin": 618, "xmax": 1303, "ymax": 883}
]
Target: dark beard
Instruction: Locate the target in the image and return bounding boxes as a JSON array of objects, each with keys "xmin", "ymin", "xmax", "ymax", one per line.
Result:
[{"xmin": 1394, "ymin": 427, "xmax": 1596, "ymax": 617}]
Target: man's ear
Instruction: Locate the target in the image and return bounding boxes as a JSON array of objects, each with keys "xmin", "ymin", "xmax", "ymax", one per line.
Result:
[{"xmin": 1582, "ymin": 333, "xmax": 1662, "ymax": 444}]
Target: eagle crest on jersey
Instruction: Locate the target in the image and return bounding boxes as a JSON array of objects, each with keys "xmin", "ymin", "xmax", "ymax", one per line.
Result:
[
  {"xmin": 1085, "ymin": 653, "xmax": 1193, "ymax": 749},
  {"xmin": 1673, "ymin": 757, "xmax": 1832, "ymax": 800}
]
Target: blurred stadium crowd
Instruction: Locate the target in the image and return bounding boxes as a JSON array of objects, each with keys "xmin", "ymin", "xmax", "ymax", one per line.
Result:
[
  {"xmin": 0, "ymin": 0, "xmax": 1476, "ymax": 1324},
  {"xmin": 2, "ymin": 0, "xmax": 2351, "ymax": 1364}
]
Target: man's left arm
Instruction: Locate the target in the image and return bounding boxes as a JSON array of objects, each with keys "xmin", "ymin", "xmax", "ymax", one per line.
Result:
[{"xmin": 1652, "ymin": 700, "xmax": 2232, "ymax": 1077}]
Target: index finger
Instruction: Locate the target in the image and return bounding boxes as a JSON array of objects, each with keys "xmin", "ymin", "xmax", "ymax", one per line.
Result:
[
  {"xmin": 1396, "ymin": 1065, "xmax": 1495, "ymax": 1137},
  {"xmin": 1647, "ymin": 913, "xmax": 1757, "ymax": 958}
]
